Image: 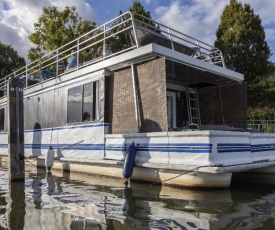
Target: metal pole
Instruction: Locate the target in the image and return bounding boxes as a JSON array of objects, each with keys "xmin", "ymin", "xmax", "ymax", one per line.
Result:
[
  {"xmin": 56, "ymin": 50, "xmax": 59, "ymax": 76},
  {"xmin": 25, "ymin": 66, "xmax": 28, "ymax": 88},
  {"xmin": 130, "ymin": 13, "xmax": 140, "ymax": 48},
  {"xmin": 77, "ymin": 39, "xmax": 80, "ymax": 67},
  {"xmin": 103, "ymin": 25, "xmax": 106, "ymax": 58},
  {"xmin": 8, "ymin": 77, "xmax": 25, "ymax": 182},
  {"xmin": 168, "ymin": 28, "xmax": 174, "ymax": 50},
  {"xmin": 131, "ymin": 64, "xmax": 139, "ymax": 132}
]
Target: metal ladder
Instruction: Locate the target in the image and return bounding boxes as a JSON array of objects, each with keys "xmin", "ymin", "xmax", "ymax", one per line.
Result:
[{"xmin": 186, "ymin": 89, "xmax": 201, "ymax": 125}]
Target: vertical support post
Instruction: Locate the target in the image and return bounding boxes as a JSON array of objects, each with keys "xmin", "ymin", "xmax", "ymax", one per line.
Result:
[
  {"xmin": 25, "ymin": 66, "xmax": 28, "ymax": 88},
  {"xmin": 168, "ymin": 28, "xmax": 174, "ymax": 50},
  {"xmin": 130, "ymin": 12, "xmax": 140, "ymax": 48},
  {"xmin": 103, "ymin": 25, "xmax": 106, "ymax": 58},
  {"xmin": 77, "ymin": 38, "xmax": 80, "ymax": 67},
  {"xmin": 56, "ymin": 50, "xmax": 59, "ymax": 76},
  {"xmin": 39, "ymin": 56, "xmax": 42, "ymax": 82},
  {"xmin": 131, "ymin": 64, "xmax": 139, "ymax": 133},
  {"xmin": 8, "ymin": 77, "xmax": 25, "ymax": 182}
]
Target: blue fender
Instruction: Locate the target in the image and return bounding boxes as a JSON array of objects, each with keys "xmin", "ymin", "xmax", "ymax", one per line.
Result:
[{"xmin": 123, "ymin": 142, "xmax": 137, "ymax": 179}]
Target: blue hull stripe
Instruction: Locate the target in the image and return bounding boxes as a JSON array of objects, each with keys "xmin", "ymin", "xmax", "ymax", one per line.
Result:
[
  {"xmin": 0, "ymin": 143, "xmax": 212, "ymax": 153},
  {"xmin": 217, "ymin": 143, "xmax": 251, "ymax": 153},
  {"xmin": 2, "ymin": 141, "xmax": 275, "ymax": 154},
  {"xmin": 218, "ymin": 143, "xmax": 275, "ymax": 153}
]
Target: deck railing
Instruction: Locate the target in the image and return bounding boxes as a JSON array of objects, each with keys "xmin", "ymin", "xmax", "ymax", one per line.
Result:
[
  {"xmin": 247, "ymin": 120, "xmax": 275, "ymax": 133},
  {"xmin": 0, "ymin": 11, "xmax": 225, "ymax": 97}
]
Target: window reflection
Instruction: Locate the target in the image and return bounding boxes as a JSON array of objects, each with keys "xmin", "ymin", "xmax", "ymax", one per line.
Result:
[
  {"xmin": 0, "ymin": 108, "xmax": 5, "ymax": 131},
  {"xmin": 67, "ymin": 85, "xmax": 83, "ymax": 123},
  {"xmin": 83, "ymin": 83, "xmax": 96, "ymax": 121},
  {"xmin": 67, "ymin": 82, "xmax": 98, "ymax": 124}
]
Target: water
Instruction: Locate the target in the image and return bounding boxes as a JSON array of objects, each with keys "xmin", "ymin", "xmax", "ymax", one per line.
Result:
[{"xmin": 1, "ymin": 165, "xmax": 275, "ymax": 229}]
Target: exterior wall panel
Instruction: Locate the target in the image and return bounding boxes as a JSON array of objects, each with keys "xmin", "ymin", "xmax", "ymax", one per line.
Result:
[
  {"xmin": 199, "ymin": 83, "xmax": 247, "ymax": 128},
  {"xmin": 108, "ymin": 58, "xmax": 168, "ymax": 134}
]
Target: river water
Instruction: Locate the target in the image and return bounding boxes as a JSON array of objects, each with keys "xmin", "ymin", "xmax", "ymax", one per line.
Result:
[{"xmin": 1, "ymin": 165, "xmax": 275, "ymax": 229}]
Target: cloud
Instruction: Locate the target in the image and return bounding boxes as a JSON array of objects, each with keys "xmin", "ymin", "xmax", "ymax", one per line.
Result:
[
  {"xmin": 154, "ymin": 0, "xmax": 275, "ymax": 60},
  {"xmin": 155, "ymin": 0, "xmax": 228, "ymax": 45},
  {"xmin": 0, "ymin": 0, "xmax": 95, "ymax": 62},
  {"xmin": 142, "ymin": 0, "xmax": 151, "ymax": 4},
  {"xmin": 1, "ymin": 0, "xmax": 275, "ymax": 63}
]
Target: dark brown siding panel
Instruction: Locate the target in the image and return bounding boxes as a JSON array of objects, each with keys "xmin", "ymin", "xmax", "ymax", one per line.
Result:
[
  {"xmin": 199, "ymin": 83, "xmax": 247, "ymax": 128},
  {"xmin": 137, "ymin": 58, "xmax": 167, "ymax": 132},
  {"xmin": 108, "ymin": 58, "xmax": 168, "ymax": 134},
  {"xmin": 111, "ymin": 68, "xmax": 136, "ymax": 134}
]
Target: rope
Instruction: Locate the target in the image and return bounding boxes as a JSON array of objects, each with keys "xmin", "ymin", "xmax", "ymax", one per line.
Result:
[
  {"xmin": 123, "ymin": 165, "xmax": 205, "ymax": 197},
  {"xmin": 58, "ymin": 140, "xmax": 84, "ymax": 151},
  {"xmin": 143, "ymin": 165, "xmax": 203, "ymax": 187},
  {"xmin": 24, "ymin": 157, "xmax": 37, "ymax": 168}
]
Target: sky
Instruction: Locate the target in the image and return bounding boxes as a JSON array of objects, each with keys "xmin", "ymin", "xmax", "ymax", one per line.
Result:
[{"xmin": 1, "ymin": 0, "xmax": 275, "ymax": 62}]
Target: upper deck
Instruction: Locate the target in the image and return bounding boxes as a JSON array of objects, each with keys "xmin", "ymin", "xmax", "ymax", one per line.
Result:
[{"xmin": 0, "ymin": 11, "xmax": 243, "ymax": 97}]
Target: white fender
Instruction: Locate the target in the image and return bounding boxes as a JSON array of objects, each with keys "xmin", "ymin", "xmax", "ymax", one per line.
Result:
[{"xmin": 45, "ymin": 146, "xmax": 55, "ymax": 171}]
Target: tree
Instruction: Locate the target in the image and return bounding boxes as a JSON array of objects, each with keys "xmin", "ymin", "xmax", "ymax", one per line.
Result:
[
  {"xmin": 129, "ymin": 1, "xmax": 155, "ymax": 27},
  {"xmin": 108, "ymin": 1, "xmax": 158, "ymax": 53},
  {"xmin": 28, "ymin": 6, "xmax": 96, "ymax": 61},
  {"xmin": 0, "ymin": 42, "xmax": 25, "ymax": 79},
  {"xmin": 214, "ymin": 0, "xmax": 271, "ymax": 85}
]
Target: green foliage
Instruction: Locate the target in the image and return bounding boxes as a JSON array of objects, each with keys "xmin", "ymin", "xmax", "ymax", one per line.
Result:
[
  {"xmin": 214, "ymin": 0, "xmax": 271, "ymax": 86},
  {"xmin": 108, "ymin": 1, "xmax": 160, "ymax": 53},
  {"xmin": 0, "ymin": 42, "xmax": 25, "ymax": 79},
  {"xmin": 247, "ymin": 67, "xmax": 275, "ymax": 120},
  {"xmin": 248, "ymin": 72, "xmax": 275, "ymax": 107},
  {"xmin": 28, "ymin": 6, "xmax": 96, "ymax": 61},
  {"xmin": 248, "ymin": 106, "xmax": 275, "ymax": 120},
  {"xmin": 129, "ymin": 1, "xmax": 155, "ymax": 27}
]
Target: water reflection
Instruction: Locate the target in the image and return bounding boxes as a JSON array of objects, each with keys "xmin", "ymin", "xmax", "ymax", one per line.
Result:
[
  {"xmin": 9, "ymin": 181, "xmax": 26, "ymax": 229},
  {"xmin": 0, "ymin": 167, "xmax": 274, "ymax": 229}
]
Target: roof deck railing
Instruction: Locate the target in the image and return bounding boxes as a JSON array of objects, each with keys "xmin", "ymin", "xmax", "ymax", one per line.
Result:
[{"xmin": 0, "ymin": 11, "xmax": 225, "ymax": 97}]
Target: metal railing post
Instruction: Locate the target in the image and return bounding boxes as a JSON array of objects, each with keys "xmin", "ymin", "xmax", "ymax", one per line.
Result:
[
  {"xmin": 130, "ymin": 13, "xmax": 140, "ymax": 48},
  {"xmin": 56, "ymin": 50, "xmax": 59, "ymax": 76},
  {"xmin": 25, "ymin": 66, "xmax": 28, "ymax": 88},
  {"xmin": 77, "ymin": 38, "xmax": 80, "ymax": 67},
  {"xmin": 103, "ymin": 25, "xmax": 106, "ymax": 58},
  {"xmin": 168, "ymin": 28, "xmax": 174, "ymax": 50},
  {"xmin": 131, "ymin": 64, "xmax": 140, "ymax": 133}
]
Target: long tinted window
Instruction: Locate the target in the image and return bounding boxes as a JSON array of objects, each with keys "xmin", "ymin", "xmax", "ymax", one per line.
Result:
[
  {"xmin": 67, "ymin": 85, "xmax": 83, "ymax": 123},
  {"xmin": 67, "ymin": 82, "xmax": 97, "ymax": 124},
  {"xmin": 83, "ymin": 83, "xmax": 95, "ymax": 121},
  {"xmin": 0, "ymin": 108, "xmax": 4, "ymax": 131}
]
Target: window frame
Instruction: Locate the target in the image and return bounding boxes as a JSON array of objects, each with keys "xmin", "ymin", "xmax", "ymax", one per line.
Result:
[{"xmin": 67, "ymin": 81, "xmax": 98, "ymax": 124}]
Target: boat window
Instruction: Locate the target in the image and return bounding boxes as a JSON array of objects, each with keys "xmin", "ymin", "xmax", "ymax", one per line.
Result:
[
  {"xmin": 83, "ymin": 82, "xmax": 97, "ymax": 121},
  {"xmin": 67, "ymin": 81, "xmax": 98, "ymax": 123},
  {"xmin": 0, "ymin": 108, "xmax": 4, "ymax": 131}
]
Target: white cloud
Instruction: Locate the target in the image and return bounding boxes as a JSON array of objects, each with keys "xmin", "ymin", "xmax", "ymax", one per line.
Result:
[
  {"xmin": 0, "ymin": 0, "xmax": 95, "ymax": 62},
  {"xmin": 143, "ymin": 0, "xmax": 151, "ymax": 4},
  {"xmin": 154, "ymin": 0, "xmax": 275, "ymax": 61},
  {"xmin": 1, "ymin": 0, "xmax": 275, "ymax": 63}
]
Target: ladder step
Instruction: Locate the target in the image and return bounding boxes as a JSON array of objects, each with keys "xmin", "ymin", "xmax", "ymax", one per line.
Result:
[{"xmin": 186, "ymin": 89, "xmax": 201, "ymax": 125}]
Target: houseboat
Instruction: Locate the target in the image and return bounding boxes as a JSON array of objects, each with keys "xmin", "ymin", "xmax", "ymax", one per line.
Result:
[{"xmin": 0, "ymin": 12, "xmax": 275, "ymax": 188}]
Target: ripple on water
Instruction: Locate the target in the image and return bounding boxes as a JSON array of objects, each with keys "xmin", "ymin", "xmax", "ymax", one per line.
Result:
[{"xmin": 0, "ymin": 168, "xmax": 274, "ymax": 229}]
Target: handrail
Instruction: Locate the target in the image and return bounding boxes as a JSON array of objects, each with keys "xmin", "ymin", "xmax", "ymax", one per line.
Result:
[
  {"xmin": 247, "ymin": 120, "xmax": 275, "ymax": 133},
  {"xmin": 0, "ymin": 11, "xmax": 226, "ymax": 98}
]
